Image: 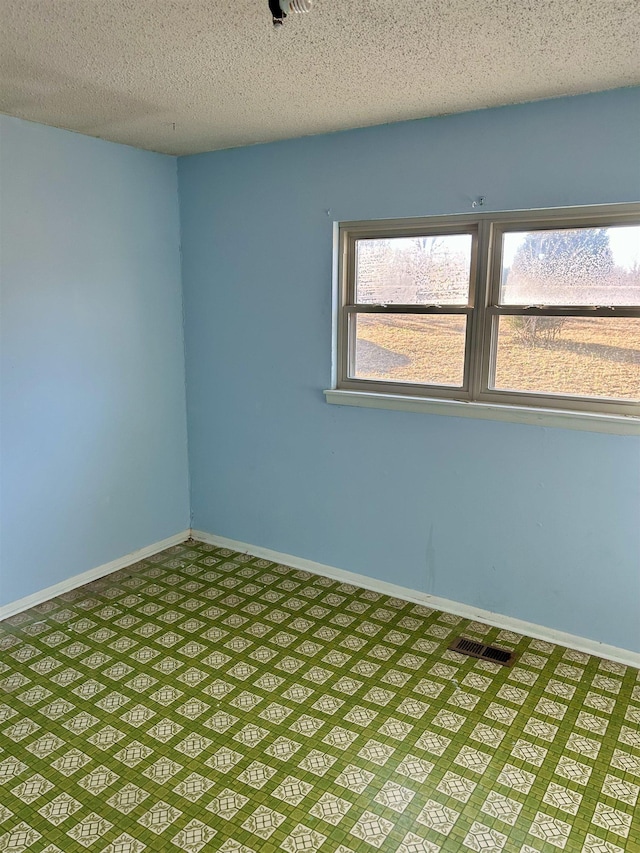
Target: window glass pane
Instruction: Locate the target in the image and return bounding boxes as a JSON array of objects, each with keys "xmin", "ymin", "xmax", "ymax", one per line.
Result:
[
  {"xmin": 353, "ymin": 314, "xmax": 467, "ymax": 387},
  {"xmin": 492, "ymin": 316, "xmax": 640, "ymax": 401},
  {"xmin": 355, "ymin": 234, "xmax": 473, "ymax": 305},
  {"xmin": 500, "ymin": 225, "xmax": 640, "ymax": 306}
]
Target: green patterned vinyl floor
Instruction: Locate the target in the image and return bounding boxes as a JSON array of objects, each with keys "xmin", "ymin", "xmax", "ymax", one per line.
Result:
[{"xmin": 0, "ymin": 540, "xmax": 639, "ymax": 853}]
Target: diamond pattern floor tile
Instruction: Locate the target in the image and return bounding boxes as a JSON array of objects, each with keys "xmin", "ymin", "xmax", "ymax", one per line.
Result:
[{"xmin": 0, "ymin": 540, "xmax": 639, "ymax": 852}]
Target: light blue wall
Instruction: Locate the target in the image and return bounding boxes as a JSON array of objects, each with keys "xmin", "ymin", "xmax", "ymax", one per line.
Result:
[
  {"xmin": 179, "ymin": 88, "xmax": 640, "ymax": 652},
  {"xmin": 0, "ymin": 116, "xmax": 190, "ymax": 605}
]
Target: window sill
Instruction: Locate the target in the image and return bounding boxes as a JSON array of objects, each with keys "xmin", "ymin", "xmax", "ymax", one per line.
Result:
[{"xmin": 324, "ymin": 390, "xmax": 640, "ymax": 435}]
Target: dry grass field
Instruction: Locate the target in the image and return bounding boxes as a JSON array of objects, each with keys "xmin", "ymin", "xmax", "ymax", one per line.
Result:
[{"xmin": 355, "ymin": 314, "xmax": 640, "ymax": 401}]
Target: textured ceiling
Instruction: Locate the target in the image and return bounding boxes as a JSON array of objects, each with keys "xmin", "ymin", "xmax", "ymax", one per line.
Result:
[{"xmin": 1, "ymin": 0, "xmax": 639, "ymax": 155}]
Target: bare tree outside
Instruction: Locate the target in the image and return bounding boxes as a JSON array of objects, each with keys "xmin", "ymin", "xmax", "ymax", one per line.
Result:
[{"xmin": 356, "ymin": 235, "xmax": 472, "ymax": 305}]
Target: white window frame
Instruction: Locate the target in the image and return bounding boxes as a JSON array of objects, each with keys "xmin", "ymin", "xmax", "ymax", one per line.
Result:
[{"xmin": 326, "ymin": 204, "xmax": 640, "ymax": 434}]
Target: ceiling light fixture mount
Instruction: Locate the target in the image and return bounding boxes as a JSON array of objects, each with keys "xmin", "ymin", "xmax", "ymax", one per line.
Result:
[{"xmin": 268, "ymin": 0, "xmax": 314, "ymax": 28}]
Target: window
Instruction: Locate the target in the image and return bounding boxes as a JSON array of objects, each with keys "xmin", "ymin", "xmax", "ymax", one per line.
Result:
[{"xmin": 333, "ymin": 206, "xmax": 640, "ymax": 423}]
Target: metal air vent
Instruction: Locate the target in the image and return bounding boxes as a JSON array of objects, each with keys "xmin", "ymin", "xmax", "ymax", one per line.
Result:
[{"xmin": 448, "ymin": 636, "xmax": 516, "ymax": 666}]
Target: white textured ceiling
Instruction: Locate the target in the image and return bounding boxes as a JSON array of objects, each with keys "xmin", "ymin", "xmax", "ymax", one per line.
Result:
[{"xmin": 1, "ymin": 0, "xmax": 638, "ymax": 155}]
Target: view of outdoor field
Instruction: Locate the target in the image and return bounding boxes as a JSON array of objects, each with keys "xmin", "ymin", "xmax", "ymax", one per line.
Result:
[{"xmin": 353, "ymin": 225, "xmax": 640, "ymax": 401}]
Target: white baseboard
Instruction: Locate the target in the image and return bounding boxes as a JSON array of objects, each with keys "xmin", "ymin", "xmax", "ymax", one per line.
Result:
[
  {"xmin": 192, "ymin": 529, "xmax": 640, "ymax": 669},
  {"xmin": 0, "ymin": 530, "xmax": 191, "ymax": 621}
]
